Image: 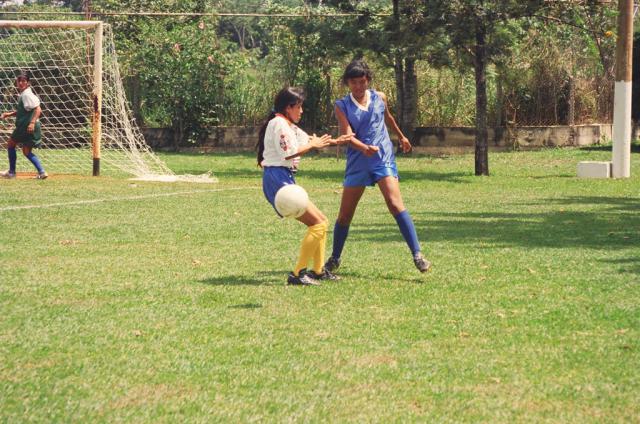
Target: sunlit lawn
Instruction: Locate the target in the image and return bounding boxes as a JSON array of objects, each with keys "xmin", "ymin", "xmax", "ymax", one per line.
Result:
[{"xmin": 1, "ymin": 146, "xmax": 638, "ymax": 422}]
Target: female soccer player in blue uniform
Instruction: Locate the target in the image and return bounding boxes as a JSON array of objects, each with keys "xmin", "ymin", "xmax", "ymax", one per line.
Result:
[
  {"xmin": 1, "ymin": 73, "xmax": 47, "ymax": 179},
  {"xmin": 257, "ymin": 87, "xmax": 349, "ymax": 285},
  {"xmin": 325, "ymin": 60, "xmax": 431, "ymax": 273}
]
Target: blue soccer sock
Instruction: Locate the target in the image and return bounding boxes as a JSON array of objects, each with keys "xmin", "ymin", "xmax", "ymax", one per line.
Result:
[
  {"xmin": 394, "ymin": 210, "xmax": 421, "ymax": 256},
  {"xmin": 331, "ymin": 222, "xmax": 350, "ymax": 259},
  {"xmin": 8, "ymin": 147, "xmax": 17, "ymax": 174},
  {"xmin": 26, "ymin": 152, "xmax": 44, "ymax": 174}
]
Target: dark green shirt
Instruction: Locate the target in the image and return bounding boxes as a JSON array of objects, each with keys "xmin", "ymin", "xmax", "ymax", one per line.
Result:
[{"xmin": 11, "ymin": 88, "xmax": 41, "ymax": 147}]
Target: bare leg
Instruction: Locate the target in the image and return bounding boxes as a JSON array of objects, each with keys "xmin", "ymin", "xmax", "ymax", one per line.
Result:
[
  {"xmin": 377, "ymin": 175, "xmax": 405, "ymax": 215},
  {"xmin": 336, "ymin": 186, "xmax": 366, "ymax": 225}
]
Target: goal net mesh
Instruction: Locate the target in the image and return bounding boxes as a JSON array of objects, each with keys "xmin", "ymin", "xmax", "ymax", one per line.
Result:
[{"xmin": 0, "ymin": 21, "xmax": 215, "ymax": 182}]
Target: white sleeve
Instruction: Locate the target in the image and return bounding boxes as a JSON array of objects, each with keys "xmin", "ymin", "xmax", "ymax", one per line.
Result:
[
  {"xmin": 294, "ymin": 126, "xmax": 309, "ymax": 147},
  {"xmin": 21, "ymin": 89, "xmax": 41, "ymax": 112}
]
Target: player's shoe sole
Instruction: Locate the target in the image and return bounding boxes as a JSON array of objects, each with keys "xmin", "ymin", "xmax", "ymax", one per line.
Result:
[
  {"xmin": 307, "ymin": 268, "xmax": 340, "ymax": 281},
  {"xmin": 287, "ymin": 271, "xmax": 321, "ymax": 286}
]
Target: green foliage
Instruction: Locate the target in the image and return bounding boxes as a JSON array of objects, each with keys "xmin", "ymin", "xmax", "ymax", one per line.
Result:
[
  {"xmin": 130, "ymin": 19, "xmax": 226, "ymax": 144},
  {"xmin": 0, "ymin": 0, "xmax": 619, "ymax": 134}
]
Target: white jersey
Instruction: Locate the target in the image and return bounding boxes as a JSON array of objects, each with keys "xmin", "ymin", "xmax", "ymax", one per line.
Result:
[
  {"xmin": 20, "ymin": 87, "xmax": 40, "ymax": 111},
  {"xmin": 261, "ymin": 115, "xmax": 309, "ymax": 168}
]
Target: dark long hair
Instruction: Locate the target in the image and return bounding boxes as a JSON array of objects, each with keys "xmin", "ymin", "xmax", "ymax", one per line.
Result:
[
  {"xmin": 256, "ymin": 87, "xmax": 305, "ymax": 166},
  {"xmin": 341, "ymin": 59, "xmax": 373, "ymax": 85}
]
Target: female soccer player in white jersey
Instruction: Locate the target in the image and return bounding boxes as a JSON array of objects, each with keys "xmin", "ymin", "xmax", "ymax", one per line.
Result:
[
  {"xmin": 324, "ymin": 60, "xmax": 431, "ymax": 273},
  {"xmin": 257, "ymin": 87, "xmax": 349, "ymax": 286},
  {"xmin": 1, "ymin": 73, "xmax": 47, "ymax": 179}
]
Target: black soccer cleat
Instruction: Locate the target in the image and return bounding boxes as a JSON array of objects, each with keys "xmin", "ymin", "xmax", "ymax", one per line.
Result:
[
  {"xmin": 324, "ymin": 256, "xmax": 341, "ymax": 272},
  {"xmin": 287, "ymin": 270, "xmax": 321, "ymax": 286},
  {"xmin": 413, "ymin": 252, "xmax": 432, "ymax": 273},
  {"xmin": 307, "ymin": 268, "xmax": 340, "ymax": 281}
]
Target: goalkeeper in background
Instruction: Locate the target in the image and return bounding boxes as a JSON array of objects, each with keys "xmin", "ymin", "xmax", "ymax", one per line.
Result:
[{"xmin": 1, "ymin": 72, "xmax": 47, "ymax": 179}]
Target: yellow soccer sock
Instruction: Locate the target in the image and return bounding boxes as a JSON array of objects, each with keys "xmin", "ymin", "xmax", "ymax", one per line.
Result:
[
  {"xmin": 312, "ymin": 221, "xmax": 328, "ymax": 274},
  {"xmin": 294, "ymin": 222, "xmax": 326, "ymax": 276}
]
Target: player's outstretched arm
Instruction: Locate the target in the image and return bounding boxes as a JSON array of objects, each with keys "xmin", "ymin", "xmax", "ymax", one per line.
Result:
[
  {"xmin": 1, "ymin": 111, "xmax": 17, "ymax": 120},
  {"xmin": 328, "ymin": 134, "xmax": 351, "ymax": 146},
  {"xmin": 284, "ymin": 134, "xmax": 332, "ymax": 160}
]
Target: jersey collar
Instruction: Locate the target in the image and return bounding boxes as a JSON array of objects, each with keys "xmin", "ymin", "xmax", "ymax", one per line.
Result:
[
  {"xmin": 350, "ymin": 90, "xmax": 371, "ymax": 112},
  {"xmin": 275, "ymin": 113, "xmax": 292, "ymax": 126}
]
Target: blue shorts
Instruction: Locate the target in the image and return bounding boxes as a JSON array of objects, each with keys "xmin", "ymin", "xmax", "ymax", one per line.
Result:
[
  {"xmin": 344, "ymin": 163, "xmax": 399, "ymax": 187},
  {"xmin": 263, "ymin": 166, "xmax": 296, "ymax": 217}
]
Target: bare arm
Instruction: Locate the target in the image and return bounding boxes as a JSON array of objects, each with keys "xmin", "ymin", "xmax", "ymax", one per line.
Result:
[
  {"xmin": 284, "ymin": 133, "xmax": 332, "ymax": 160},
  {"xmin": 27, "ymin": 105, "xmax": 41, "ymax": 134},
  {"xmin": 335, "ymin": 105, "xmax": 379, "ymax": 157},
  {"xmin": 0, "ymin": 111, "xmax": 17, "ymax": 119},
  {"xmin": 379, "ymin": 91, "xmax": 412, "ymax": 153}
]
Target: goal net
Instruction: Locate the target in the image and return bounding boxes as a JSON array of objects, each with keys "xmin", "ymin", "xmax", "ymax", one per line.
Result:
[{"xmin": 0, "ymin": 20, "xmax": 215, "ymax": 182}]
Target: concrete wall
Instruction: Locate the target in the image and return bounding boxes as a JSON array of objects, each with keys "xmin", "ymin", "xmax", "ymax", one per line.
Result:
[
  {"xmin": 413, "ymin": 124, "xmax": 613, "ymax": 151},
  {"xmin": 143, "ymin": 126, "xmax": 259, "ymax": 151},
  {"xmin": 142, "ymin": 124, "xmax": 615, "ymax": 152}
]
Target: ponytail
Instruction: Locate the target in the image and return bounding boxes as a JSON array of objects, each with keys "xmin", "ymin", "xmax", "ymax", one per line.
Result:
[{"xmin": 256, "ymin": 111, "xmax": 276, "ymax": 167}]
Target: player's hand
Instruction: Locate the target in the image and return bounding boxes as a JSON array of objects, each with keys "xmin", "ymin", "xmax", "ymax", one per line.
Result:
[
  {"xmin": 332, "ymin": 134, "xmax": 352, "ymax": 145},
  {"xmin": 27, "ymin": 122, "xmax": 35, "ymax": 134},
  {"xmin": 309, "ymin": 133, "xmax": 332, "ymax": 150},
  {"xmin": 0, "ymin": 112, "xmax": 9, "ymax": 120},
  {"xmin": 362, "ymin": 145, "xmax": 379, "ymax": 157},
  {"xmin": 399, "ymin": 136, "xmax": 412, "ymax": 153}
]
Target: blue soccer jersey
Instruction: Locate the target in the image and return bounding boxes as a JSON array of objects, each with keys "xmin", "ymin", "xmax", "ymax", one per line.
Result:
[{"xmin": 335, "ymin": 89, "xmax": 397, "ymax": 182}]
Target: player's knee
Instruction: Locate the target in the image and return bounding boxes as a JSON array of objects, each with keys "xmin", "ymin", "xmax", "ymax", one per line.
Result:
[
  {"xmin": 336, "ymin": 214, "xmax": 353, "ymax": 226},
  {"xmin": 387, "ymin": 201, "xmax": 404, "ymax": 216}
]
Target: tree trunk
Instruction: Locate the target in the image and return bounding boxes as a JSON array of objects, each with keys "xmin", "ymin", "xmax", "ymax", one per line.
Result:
[
  {"xmin": 393, "ymin": 53, "xmax": 405, "ymax": 130},
  {"xmin": 474, "ymin": 21, "xmax": 489, "ymax": 176},
  {"xmin": 403, "ymin": 57, "xmax": 418, "ymax": 142},
  {"xmin": 495, "ymin": 68, "xmax": 504, "ymax": 128},
  {"xmin": 391, "ymin": 0, "xmax": 417, "ymax": 144},
  {"xmin": 172, "ymin": 111, "xmax": 184, "ymax": 152},
  {"xmin": 393, "ymin": 55, "xmax": 418, "ymax": 147},
  {"xmin": 126, "ymin": 75, "xmax": 144, "ymax": 126},
  {"xmin": 325, "ymin": 68, "xmax": 332, "ymax": 127},
  {"xmin": 567, "ymin": 75, "xmax": 575, "ymax": 126}
]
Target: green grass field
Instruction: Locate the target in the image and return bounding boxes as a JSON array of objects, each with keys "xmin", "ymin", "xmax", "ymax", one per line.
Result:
[{"xmin": 1, "ymin": 147, "xmax": 638, "ymax": 422}]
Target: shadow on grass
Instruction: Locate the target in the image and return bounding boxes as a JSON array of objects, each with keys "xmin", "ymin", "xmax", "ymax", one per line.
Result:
[
  {"xmin": 347, "ymin": 196, "xmax": 639, "ymax": 273},
  {"xmin": 600, "ymin": 257, "xmax": 640, "ymax": 276},
  {"xmin": 198, "ymin": 269, "xmax": 428, "ymax": 287},
  {"xmin": 199, "ymin": 271, "xmax": 285, "ymax": 286},
  {"xmin": 228, "ymin": 303, "xmax": 263, "ymax": 309},
  {"xmin": 579, "ymin": 142, "xmax": 640, "ymax": 153}
]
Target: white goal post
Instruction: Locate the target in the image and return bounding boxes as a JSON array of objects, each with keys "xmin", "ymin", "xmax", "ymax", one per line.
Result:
[{"xmin": 0, "ymin": 20, "xmax": 215, "ymax": 182}]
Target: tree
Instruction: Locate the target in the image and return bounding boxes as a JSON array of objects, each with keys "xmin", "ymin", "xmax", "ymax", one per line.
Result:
[
  {"xmin": 303, "ymin": 0, "xmax": 446, "ymax": 143},
  {"xmin": 422, "ymin": 1, "xmax": 546, "ymax": 175}
]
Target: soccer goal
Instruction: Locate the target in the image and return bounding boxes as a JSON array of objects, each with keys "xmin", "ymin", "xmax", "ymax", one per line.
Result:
[{"xmin": 0, "ymin": 20, "xmax": 215, "ymax": 182}]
